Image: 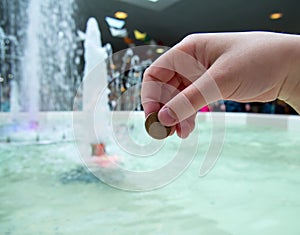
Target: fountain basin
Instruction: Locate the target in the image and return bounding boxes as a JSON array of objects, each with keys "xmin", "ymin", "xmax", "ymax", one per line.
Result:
[{"xmin": 0, "ymin": 112, "xmax": 300, "ymax": 235}]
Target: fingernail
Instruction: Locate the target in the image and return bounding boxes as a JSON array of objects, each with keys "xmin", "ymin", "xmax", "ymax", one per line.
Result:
[{"xmin": 158, "ymin": 106, "xmax": 177, "ymax": 126}]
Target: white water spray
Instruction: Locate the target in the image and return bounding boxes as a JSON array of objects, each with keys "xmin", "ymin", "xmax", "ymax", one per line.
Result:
[{"xmin": 22, "ymin": 0, "xmax": 40, "ymax": 120}]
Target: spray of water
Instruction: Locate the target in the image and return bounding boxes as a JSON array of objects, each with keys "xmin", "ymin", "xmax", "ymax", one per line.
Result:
[{"xmin": 21, "ymin": 0, "xmax": 40, "ymax": 120}]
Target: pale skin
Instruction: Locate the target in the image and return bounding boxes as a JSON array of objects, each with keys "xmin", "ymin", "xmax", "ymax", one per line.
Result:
[{"xmin": 141, "ymin": 31, "xmax": 300, "ymax": 138}]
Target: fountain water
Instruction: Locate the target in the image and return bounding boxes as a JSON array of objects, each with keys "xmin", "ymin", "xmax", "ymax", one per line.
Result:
[
  {"xmin": 0, "ymin": 0, "xmax": 80, "ymax": 142},
  {"xmin": 2, "ymin": 1, "xmax": 147, "ymax": 145},
  {"xmin": 9, "ymin": 80, "xmax": 20, "ymax": 121},
  {"xmin": 21, "ymin": 0, "xmax": 80, "ymax": 113},
  {"xmin": 74, "ymin": 17, "xmax": 112, "ymax": 153},
  {"xmin": 82, "ymin": 17, "xmax": 109, "ymax": 112},
  {"xmin": 21, "ymin": 0, "xmax": 40, "ymax": 121}
]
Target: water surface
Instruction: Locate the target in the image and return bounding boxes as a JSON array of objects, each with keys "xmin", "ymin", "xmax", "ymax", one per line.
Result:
[{"xmin": 1, "ymin": 123, "xmax": 300, "ymax": 235}]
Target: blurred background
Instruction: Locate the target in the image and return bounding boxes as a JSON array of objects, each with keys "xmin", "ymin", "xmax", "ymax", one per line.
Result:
[{"xmin": 0, "ymin": 0, "xmax": 299, "ymax": 114}]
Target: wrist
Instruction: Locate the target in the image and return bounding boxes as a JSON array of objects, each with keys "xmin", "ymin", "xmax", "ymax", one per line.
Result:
[{"xmin": 278, "ymin": 33, "xmax": 300, "ymax": 114}]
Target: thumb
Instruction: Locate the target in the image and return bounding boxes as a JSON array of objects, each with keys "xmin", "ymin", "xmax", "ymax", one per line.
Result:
[{"xmin": 158, "ymin": 70, "xmax": 223, "ymax": 126}]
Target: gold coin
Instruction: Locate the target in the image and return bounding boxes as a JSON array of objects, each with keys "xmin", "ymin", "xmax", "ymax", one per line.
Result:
[{"xmin": 145, "ymin": 112, "xmax": 172, "ymax": 140}]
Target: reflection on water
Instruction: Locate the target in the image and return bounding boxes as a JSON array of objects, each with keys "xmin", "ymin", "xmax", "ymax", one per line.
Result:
[{"xmin": 1, "ymin": 124, "xmax": 300, "ymax": 235}]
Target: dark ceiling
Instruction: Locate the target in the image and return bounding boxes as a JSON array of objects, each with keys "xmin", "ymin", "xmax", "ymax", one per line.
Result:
[{"xmin": 75, "ymin": 0, "xmax": 300, "ymax": 52}]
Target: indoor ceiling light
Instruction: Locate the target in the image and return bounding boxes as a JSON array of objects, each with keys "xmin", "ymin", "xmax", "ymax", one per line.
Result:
[
  {"xmin": 114, "ymin": 11, "xmax": 128, "ymax": 19},
  {"xmin": 105, "ymin": 16, "xmax": 126, "ymax": 29},
  {"xmin": 148, "ymin": 0, "xmax": 159, "ymax": 2},
  {"xmin": 269, "ymin": 12, "xmax": 283, "ymax": 20},
  {"xmin": 109, "ymin": 27, "xmax": 128, "ymax": 37},
  {"xmin": 134, "ymin": 29, "xmax": 147, "ymax": 40}
]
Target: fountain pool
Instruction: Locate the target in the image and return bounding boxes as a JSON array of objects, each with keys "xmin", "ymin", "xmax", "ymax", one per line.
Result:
[{"xmin": 1, "ymin": 112, "xmax": 300, "ymax": 235}]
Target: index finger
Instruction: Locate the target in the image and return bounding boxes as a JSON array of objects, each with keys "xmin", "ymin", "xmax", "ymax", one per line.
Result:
[
  {"xmin": 141, "ymin": 66, "xmax": 178, "ymax": 116},
  {"xmin": 141, "ymin": 47, "xmax": 207, "ymax": 117}
]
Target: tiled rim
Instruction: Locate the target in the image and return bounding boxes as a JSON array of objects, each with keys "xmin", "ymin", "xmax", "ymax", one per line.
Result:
[
  {"xmin": 107, "ymin": 111, "xmax": 300, "ymax": 132},
  {"xmin": 0, "ymin": 111, "xmax": 299, "ymax": 131},
  {"xmin": 218, "ymin": 112, "xmax": 300, "ymax": 131}
]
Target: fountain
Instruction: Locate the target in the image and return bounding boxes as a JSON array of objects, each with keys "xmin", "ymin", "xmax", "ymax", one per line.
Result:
[
  {"xmin": 74, "ymin": 17, "xmax": 115, "ymax": 165},
  {"xmin": 1, "ymin": 0, "xmax": 210, "ymax": 190},
  {"xmin": 0, "ymin": 0, "xmax": 80, "ymax": 142}
]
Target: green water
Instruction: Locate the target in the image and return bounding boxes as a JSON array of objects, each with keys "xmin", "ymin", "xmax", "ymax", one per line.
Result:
[{"xmin": 1, "ymin": 124, "xmax": 300, "ymax": 235}]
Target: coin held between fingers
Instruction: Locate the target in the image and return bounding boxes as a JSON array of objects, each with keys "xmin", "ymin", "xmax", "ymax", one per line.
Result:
[{"xmin": 145, "ymin": 112, "xmax": 172, "ymax": 140}]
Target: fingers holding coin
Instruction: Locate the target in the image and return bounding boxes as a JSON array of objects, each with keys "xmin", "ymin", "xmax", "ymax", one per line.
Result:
[{"xmin": 145, "ymin": 112, "xmax": 173, "ymax": 140}]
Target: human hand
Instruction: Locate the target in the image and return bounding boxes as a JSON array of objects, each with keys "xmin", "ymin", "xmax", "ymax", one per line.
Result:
[{"xmin": 141, "ymin": 31, "xmax": 300, "ymax": 138}]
